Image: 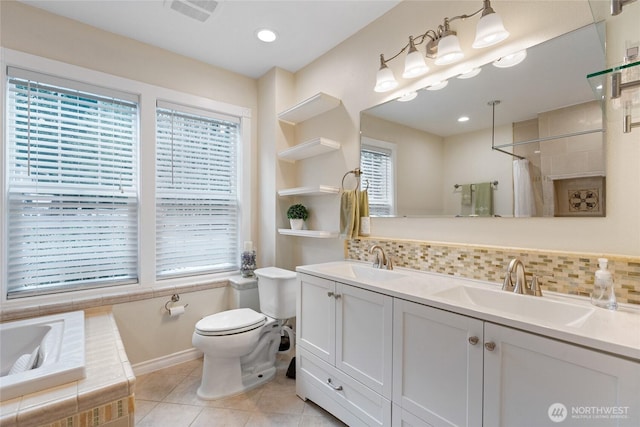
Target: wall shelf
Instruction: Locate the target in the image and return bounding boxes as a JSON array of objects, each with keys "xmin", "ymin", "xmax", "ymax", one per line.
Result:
[
  {"xmin": 278, "ymin": 185, "xmax": 340, "ymax": 197},
  {"xmin": 278, "ymin": 137, "xmax": 341, "ymax": 162},
  {"xmin": 278, "ymin": 92, "xmax": 341, "ymax": 125},
  {"xmin": 588, "ymin": 60, "xmax": 640, "ymax": 133},
  {"xmin": 278, "ymin": 229, "xmax": 339, "ymax": 238}
]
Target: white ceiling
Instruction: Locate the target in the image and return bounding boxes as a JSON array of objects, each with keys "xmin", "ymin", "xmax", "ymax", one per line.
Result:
[{"xmin": 18, "ymin": 0, "xmax": 400, "ymax": 79}]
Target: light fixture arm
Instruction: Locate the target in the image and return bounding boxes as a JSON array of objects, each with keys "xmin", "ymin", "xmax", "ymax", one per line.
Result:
[{"xmin": 377, "ymin": 0, "xmax": 496, "ymax": 66}]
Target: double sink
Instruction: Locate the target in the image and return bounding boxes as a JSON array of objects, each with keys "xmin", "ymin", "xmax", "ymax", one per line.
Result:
[{"xmin": 309, "ymin": 261, "xmax": 595, "ymax": 327}]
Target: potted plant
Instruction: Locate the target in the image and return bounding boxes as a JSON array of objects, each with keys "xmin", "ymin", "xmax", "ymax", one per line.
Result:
[{"xmin": 287, "ymin": 204, "xmax": 309, "ymax": 230}]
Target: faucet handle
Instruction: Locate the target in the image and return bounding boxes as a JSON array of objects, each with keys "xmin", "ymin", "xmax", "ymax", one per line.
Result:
[{"xmin": 530, "ymin": 276, "xmax": 543, "ymax": 297}]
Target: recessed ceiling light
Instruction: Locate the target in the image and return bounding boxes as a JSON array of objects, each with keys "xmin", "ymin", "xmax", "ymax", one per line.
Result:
[
  {"xmin": 256, "ymin": 29, "xmax": 277, "ymax": 43},
  {"xmin": 458, "ymin": 116, "xmax": 470, "ymax": 122},
  {"xmin": 457, "ymin": 68, "xmax": 481, "ymax": 79},
  {"xmin": 426, "ymin": 80, "xmax": 448, "ymax": 91},
  {"xmin": 397, "ymin": 92, "xmax": 418, "ymax": 102},
  {"xmin": 493, "ymin": 50, "xmax": 527, "ymax": 68}
]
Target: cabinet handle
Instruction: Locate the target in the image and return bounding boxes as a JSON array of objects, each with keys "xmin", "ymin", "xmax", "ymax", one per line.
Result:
[
  {"xmin": 327, "ymin": 291, "xmax": 334, "ymax": 298},
  {"xmin": 334, "ymin": 293, "xmax": 341, "ymax": 299},
  {"xmin": 326, "ymin": 378, "xmax": 343, "ymax": 391},
  {"xmin": 468, "ymin": 336, "xmax": 479, "ymax": 345},
  {"xmin": 484, "ymin": 342, "xmax": 496, "ymax": 351}
]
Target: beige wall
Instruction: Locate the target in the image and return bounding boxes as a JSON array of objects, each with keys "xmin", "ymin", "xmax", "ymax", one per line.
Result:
[
  {"xmin": 290, "ymin": 0, "xmax": 639, "ymax": 256},
  {"xmin": 0, "ymin": 0, "xmax": 259, "ymax": 363}
]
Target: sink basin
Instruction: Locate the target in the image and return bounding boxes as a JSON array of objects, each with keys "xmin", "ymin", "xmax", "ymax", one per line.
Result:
[
  {"xmin": 318, "ymin": 263, "xmax": 407, "ymax": 283},
  {"xmin": 433, "ymin": 286, "xmax": 595, "ymax": 327}
]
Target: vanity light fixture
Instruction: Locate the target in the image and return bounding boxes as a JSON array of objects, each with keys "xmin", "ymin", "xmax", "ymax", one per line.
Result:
[
  {"xmin": 493, "ymin": 49, "xmax": 527, "ymax": 68},
  {"xmin": 457, "ymin": 67, "xmax": 482, "ymax": 79},
  {"xmin": 256, "ymin": 29, "xmax": 277, "ymax": 43},
  {"xmin": 458, "ymin": 116, "xmax": 470, "ymax": 122},
  {"xmin": 374, "ymin": 0, "xmax": 509, "ymax": 92}
]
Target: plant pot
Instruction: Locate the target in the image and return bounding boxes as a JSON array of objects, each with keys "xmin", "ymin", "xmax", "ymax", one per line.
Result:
[{"xmin": 290, "ymin": 219, "xmax": 304, "ymax": 230}]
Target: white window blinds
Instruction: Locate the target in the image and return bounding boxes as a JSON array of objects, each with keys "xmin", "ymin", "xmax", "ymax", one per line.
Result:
[
  {"xmin": 156, "ymin": 101, "xmax": 240, "ymax": 278},
  {"xmin": 6, "ymin": 67, "xmax": 139, "ymax": 297},
  {"xmin": 361, "ymin": 144, "xmax": 394, "ymax": 216}
]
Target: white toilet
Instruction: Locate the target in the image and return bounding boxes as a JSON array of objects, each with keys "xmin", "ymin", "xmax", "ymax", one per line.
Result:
[{"xmin": 192, "ymin": 267, "xmax": 297, "ymax": 400}]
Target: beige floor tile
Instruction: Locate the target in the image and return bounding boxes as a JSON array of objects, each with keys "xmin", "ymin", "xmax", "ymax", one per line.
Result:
[
  {"xmin": 135, "ymin": 372, "xmax": 185, "ymax": 401},
  {"xmin": 133, "ymin": 357, "xmax": 344, "ymax": 427},
  {"xmin": 207, "ymin": 387, "xmax": 264, "ymax": 411},
  {"xmin": 136, "ymin": 402, "xmax": 202, "ymax": 427},
  {"xmin": 245, "ymin": 412, "xmax": 302, "ymax": 427},
  {"xmin": 163, "ymin": 375, "xmax": 207, "ymax": 406},
  {"xmin": 133, "ymin": 400, "xmax": 158, "ymax": 424},
  {"xmin": 255, "ymin": 390, "xmax": 305, "ymax": 415},
  {"xmin": 190, "ymin": 407, "xmax": 252, "ymax": 427}
]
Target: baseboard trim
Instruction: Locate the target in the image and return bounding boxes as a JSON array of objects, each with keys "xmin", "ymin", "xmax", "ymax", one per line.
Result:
[{"xmin": 132, "ymin": 348, "xmax": 203, "ymax": 376}]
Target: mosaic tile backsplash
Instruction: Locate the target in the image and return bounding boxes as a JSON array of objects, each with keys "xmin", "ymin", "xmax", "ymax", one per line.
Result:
[{"xmin": 346, "ymin": 238, "xmax": 640, "ymax": 305}]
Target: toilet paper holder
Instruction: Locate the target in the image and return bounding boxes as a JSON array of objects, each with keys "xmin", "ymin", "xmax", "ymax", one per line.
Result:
[{"xmin": 164, "ymin": 294, "xmax": 189, "ymax": 312}]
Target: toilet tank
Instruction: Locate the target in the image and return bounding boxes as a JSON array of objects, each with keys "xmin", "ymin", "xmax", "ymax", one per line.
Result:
[
  {"xmin": 229, "ymin": 276, "xmax": 260, "ymax": 312},
  {"xmin": 254, "ymin": 267, "xmax": 297, "ymax": 319}
]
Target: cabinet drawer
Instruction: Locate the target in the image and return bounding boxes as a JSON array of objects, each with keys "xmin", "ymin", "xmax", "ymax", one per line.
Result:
[{"xmin": 299, "ymin": 348, "xmax": 391, "ymax": 427}]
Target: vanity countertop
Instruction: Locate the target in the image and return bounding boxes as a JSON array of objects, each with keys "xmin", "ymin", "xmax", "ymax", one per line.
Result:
[{"xmin": 297, "ymin": 261, "xmax": 640, "ymax": 361}]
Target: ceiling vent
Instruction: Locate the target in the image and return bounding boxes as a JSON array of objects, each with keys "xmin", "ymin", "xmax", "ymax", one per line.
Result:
[{"xmin": 168, "ymin": 0, "xmax": 219, "ymax": 22}]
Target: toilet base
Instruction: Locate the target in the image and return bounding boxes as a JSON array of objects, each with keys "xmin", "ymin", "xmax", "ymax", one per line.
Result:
[
  {"xmin": 195, "ymin": 320, "xmax": 283, "ymax": 400},
  {"xmin": 196, "ymin": 355, "xmax": 277, "ymax": 400}
]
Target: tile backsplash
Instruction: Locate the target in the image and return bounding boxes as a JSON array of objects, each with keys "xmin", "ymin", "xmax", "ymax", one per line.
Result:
[{"xmin": 346, "ymin": 238, "xmax": 640, "ymax": 305}]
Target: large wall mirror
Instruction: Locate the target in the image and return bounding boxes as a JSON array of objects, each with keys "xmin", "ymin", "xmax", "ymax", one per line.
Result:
[{"xmin": 360, "ymin": 22, "xmax": 606, "ymax": 218}]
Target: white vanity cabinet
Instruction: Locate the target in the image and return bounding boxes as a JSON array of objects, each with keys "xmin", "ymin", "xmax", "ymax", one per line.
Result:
[
  {"xmin": 483, "ymin": 322, "xmax": 640, "ymax": 427},
  {"xmin": 393, "ymin": 298, "xmax": 640, "ymax": 427},
  {"xmin": 392, "ymin": 298, "xmax": 484, "ymax": 427},
  {"xmin": 296, "ymin": 273, "xmax": 393, "ymax": 426}
]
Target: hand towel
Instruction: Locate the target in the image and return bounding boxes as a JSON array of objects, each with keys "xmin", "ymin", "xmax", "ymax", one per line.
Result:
[
  {"xmin": 474, "ymin": 182, "xmax": 493, "ymax": 216},
  {"xmin": 359, "ymin": 189, "xmax": 370, "ymax": 236},
  {"xmin": 340, "ymin": 190, "xmax": 359, "ymax": 239},
  {"xmin": 460, "ymin": 184, "xmax": 472, "ymax": 206}
]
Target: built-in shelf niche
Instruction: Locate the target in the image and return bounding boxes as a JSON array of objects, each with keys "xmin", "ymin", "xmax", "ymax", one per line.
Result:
[
  {"xmin": 277, "ymin": 137, "xmax": 341, "ymax": 163},
  {"xmin": 278, "ymin": 92, "xmax": 341, "ymax": 125},
  {"xmin": 277, "ymin": 229, "xmax": 339, "ymax": 238},
  {"xmin": 277, "ymin": 92, "xmax": 343, "ymax": 239},
  {"xmin": 277, "ymin": 185, "xmax": 340, "ymax": 197}
]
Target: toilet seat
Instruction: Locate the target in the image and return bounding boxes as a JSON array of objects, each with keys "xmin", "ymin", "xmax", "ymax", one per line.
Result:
[{"xmin": 195, "ymin": 308, "xmax": 266, "ymax": 336}]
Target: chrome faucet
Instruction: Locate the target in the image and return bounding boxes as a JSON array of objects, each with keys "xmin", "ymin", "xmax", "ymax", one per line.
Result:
[
  {"xmin": 369, "ymin": 245, "xmax": 393, "ymax": 270},
  {"xmin": 502, "ymin": 258, "xmax": 542, "ymax": 296}
]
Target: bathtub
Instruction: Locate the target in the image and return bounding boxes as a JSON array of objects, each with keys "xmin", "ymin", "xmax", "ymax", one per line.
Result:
[{"xmin": 0, "ymin": 311, "xmax": 85, "ymax": 401}]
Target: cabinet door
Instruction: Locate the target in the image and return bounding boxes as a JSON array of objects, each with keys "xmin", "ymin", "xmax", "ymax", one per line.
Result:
[
  {"xmin": 336, "ymin": 283, "xmax": 393, "ymax": 398},
  {"xmin": 393, "ymin": 299, "xmax": 484, "ymax": 427},
  {"xmin": 297, "ymin": 273, "xmax": 335, "ymax": 363},
  {"xmin": 483, "ymin": 323, "xmax": 640, "ymax": 427}
]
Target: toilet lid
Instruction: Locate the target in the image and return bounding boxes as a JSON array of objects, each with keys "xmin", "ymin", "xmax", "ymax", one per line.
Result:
[{"xmin": 195, "ymin": 308, "xmax": 266, "ymax": 336}]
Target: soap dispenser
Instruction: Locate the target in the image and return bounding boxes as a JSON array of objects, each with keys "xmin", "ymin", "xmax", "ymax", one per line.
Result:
[{"xmin": 591, "ymin": 258, "xmax": 618, "ymax": 310}]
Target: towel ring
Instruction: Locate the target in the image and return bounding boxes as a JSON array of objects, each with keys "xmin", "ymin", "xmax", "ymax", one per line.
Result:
[{"xmin": 341, "ymin": 168, "xmax": 369, "ymax": 191}]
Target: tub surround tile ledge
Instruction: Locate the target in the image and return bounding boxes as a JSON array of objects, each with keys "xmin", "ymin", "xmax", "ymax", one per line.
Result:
[
  {"xmin": 0, "ymin": 279, "xmax": 228, "ymax": 323},
  {"xmin": 346, "ymin": 237, "xmax": 640, "ymax": 305},
  {"xmin": 0, "ymin": 308, "xmax": 135, "ymax": 427}
]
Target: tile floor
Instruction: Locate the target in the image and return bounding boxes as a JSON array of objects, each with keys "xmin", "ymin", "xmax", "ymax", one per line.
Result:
[{"xmin": 134, "ymin": 351, "xmax": 347, "ymax": 427}]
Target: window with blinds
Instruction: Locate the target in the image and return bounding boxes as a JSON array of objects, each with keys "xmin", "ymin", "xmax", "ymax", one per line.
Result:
[
  {"xmin": 6, "ymin": 67, "xmax": 139, "ymax": 297},
  {"xmin": 361, "ymin": 141, "xmax": 395, "ymax": 216},
  {"xmin": 156, "ymin": 101, "xmax": 240, "ymax": 278}
]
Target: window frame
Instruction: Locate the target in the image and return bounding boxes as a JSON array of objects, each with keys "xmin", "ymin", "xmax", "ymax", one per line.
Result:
[
  {"xmin": 1, "ymin": 48, "xmax": 253, "ymax": 305},
  {"xmin": 361, "ymin": 137, "xmax": 397, "ymax": 216}
]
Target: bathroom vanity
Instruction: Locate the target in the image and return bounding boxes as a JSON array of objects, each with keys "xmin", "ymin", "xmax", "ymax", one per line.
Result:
[{"xmin": 295, "ymin": 261, "xmax": 640, "ymax": 427}]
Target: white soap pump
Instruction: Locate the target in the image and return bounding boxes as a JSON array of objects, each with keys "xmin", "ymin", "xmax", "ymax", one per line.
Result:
[{"xmin": 591, "ymin": 258, "xmax": 618, "ymax": 310}]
